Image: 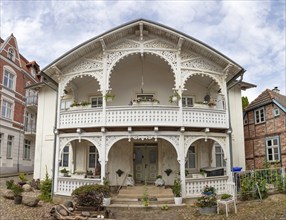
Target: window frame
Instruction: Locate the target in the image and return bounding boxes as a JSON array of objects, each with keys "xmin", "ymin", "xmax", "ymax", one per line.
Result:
[
  {"xmin": 3, "ymin": 69, "xmax": 15, "ymax": 90},
  {"xmin": 60, "ymin": 99, "xmax": 72, "ymax": 110},
  {"xmin": 90, "ymin": 96, "xmax": 103, "ymax": 108},
  {"xmin": 8, "ymin": 48, "xmax": 15, "ymax": 61},
  {"xmin": 7, "ymin": 135, "xmax": 13, "ymax": 158},
  {"xmin": 254, "ymin": 107, "xmax": 265, "ymax": 124},
  {"xmin": 182, "ymin": 96, "xmax": 195, "ymax": 107},
  {"xmin": 23, "ymin": 139, "xmax": 31, "ymax": 160},
  {"xmin": 1, "ymin": 99, "xmax": 13, "ymax": 119},
  {"xmin": 273, "ymin": 108, "xmax": 280, "ymax": 117},
  {"xmin": 59, "ymin": 146, "xmax": 70, "ymax": 167},
  {"xmin": 214, "ymin": 143, "xmax": 226, "ymax": 167},
  {"xmin": 88, "ymin": 145, "xmax": 98, "ymax": 169},
  {"xmin": 266, "ymin": 136, "xmax": 280, "ymax": 162},
  {"xmin": 185, "ymin": 145, "xmax": 197, "ymax": 171}
]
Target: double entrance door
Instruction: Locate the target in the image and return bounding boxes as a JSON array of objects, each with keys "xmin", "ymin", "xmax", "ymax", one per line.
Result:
[{"xmin": 134, "ymin": 144, "xmax": 157, "ymax": 183}]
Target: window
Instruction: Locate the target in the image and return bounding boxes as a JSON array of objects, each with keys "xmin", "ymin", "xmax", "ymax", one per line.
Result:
[
  {"xmin": 273, "ymin": 108, "xmax": 280, "ymax": 117},
  {"xmin": 61, "ymin": 99, "xmax": 72, "ymax": 110},
  {"xmin": 185, "ymin": 146, "xmax": 196, "ymax": 169},
  {"xmin": 59, "ymin": 146, "xmax": 69, "ymax": 167},
  {"xmin": 90, "ymin": 97, "xmax": 103, "ymax": 108},
  {"xmin": 214, "ymin": 143, "xmax": 226, "ymax": 167},
  {"xmin": 30, "ymin": 67, "xmax": 36, "ymax": 77},
  {"xmin": 8, "ymin": 48, "xmax": 14, "ymax": 60},
  {"xmin": 266, "ymin": 137, "xmax": 280, "ymax": 162},
  {"xmin": 244, "ymin": 115, "xmax": 248, "ymax": 125},
  {"xmin": 23, "ymin": 139, "xmax": 31, "ymax": 159},
  {"xmin": 7, "ymin": 135, "xmax": 13, "ymax": 158},
  {"xmin": 182, "ymin": 96, "xmax": 194, "ymax": 107},
  {"xmin": 3, "ymin": 69, "xmax": 15, "ymax": 90},
  {"xmin": 88, "ymin": 146, "xmax": 98, "ymax": 168},
  {"xmin": 254, "ymin": 107, "xmax": 265, "ymax": 124},
  {"xmin": 1, "ymin": 100, "xmax": 13, "ymax": 119},
  {"xmin": 136, "ymin": 94, "xmax": 154, "ymax": 101}
]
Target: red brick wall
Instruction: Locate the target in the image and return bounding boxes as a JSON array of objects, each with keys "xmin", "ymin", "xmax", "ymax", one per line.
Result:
[{"xmin": 244, "ymin": 103, "xmax": 286, "ymax": 168}]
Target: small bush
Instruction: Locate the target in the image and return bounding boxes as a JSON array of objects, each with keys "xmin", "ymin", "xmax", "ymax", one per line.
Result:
[
  {"xmin": 38, "ymin": 167, "xmax": 52, "ymax": 202},
  {"xmin": 6, "ymin": 179, "xmax": 14, "ymax": 189},
  {"xmin": 72, "ymin": 184, "xmax": 110, "ymax": 207},
  {"xmin": 19, "ymin": 173, "xmax": 28, "ymax": 182}
]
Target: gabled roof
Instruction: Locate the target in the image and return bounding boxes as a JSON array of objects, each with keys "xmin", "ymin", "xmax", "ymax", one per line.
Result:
[
  {"xmin": 245, "ymin": 89, "xmax": 286, "ymax": 112},
  {"xmin": 42, "ymin": 18, "xmax": 245, "ymax": 83}
]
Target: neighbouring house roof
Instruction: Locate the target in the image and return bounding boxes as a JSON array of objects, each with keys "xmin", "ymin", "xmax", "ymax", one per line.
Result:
[
  {"xmin": 42, "ymin": 18, "xmax": 245, "ymax": 83},
  {"xmin": 245, "ymin": 89, "xmax": 286, "ymax": 112}
]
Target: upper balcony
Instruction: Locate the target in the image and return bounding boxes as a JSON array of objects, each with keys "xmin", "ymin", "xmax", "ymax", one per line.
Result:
[
  {"xmin": 25, "ymin": 95, "xmax": 38, "ymax": 111},
  {"xmin": 58, "ymin": 53, "xmax": 228, "ymax": 130},
  {"xmin": 24, "ymin": 123, "xmax": 36, "ymax": 136}
]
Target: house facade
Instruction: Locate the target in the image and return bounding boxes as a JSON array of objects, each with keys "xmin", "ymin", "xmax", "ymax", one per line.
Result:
[
  {"xmin": 244, "ymin": 88, "xmax": 286, "ymax": 169},
  {"xmin": 33, "ymin": 19, "xmax": 251, "ymax": 197},
  {"xmin": 0, "ymin": 34, "xmax": 40, "ymax": 175}
]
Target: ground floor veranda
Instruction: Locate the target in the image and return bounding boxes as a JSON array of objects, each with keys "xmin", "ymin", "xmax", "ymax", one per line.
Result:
[{"xmin": 54, "ymin": 130, "xmax": 232, "ymax": 197}]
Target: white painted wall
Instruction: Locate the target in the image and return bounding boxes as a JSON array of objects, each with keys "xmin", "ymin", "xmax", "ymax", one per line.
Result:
[
  {"xmin": 229, "ymin": 86, "xmax": 246, "ymax": 170},
  {"xmin": 33, "ymin": 86, "xmax": 57, "ymax": 179}
]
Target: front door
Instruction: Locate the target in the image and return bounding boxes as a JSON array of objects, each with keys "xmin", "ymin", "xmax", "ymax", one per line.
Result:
[{"xmin": 134, "ymin": 145, "xmax": 157, "ymax": 183}]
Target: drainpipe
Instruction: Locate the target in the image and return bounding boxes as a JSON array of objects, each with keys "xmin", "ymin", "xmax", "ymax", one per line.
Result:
[
  {"xmin": 226, "ymin": 69, "xmax": 245, "ymax": 172},
  {"xmin": 39, "ymin": 71, "xmax": 58, "ymax": 198}
]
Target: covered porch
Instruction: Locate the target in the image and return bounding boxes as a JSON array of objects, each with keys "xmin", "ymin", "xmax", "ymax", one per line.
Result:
[{"xmin": 54, "ymin": 133, "xmax": 230, "ymax": 197}]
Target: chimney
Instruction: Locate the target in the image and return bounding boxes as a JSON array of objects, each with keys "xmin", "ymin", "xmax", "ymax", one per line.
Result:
[{"xmin": 272, "ymin": 87, "xmax": 280, "ymax": 93}]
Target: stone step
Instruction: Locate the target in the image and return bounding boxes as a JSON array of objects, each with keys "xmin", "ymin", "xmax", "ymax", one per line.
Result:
[{"xmin": 111, "ymin": 197, "xmax": 175, "ymax": 205}]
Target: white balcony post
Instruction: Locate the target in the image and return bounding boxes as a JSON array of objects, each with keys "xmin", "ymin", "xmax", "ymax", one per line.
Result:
[
  {"xmin": 179, "ymin": 134, "xmax": 186, "ymax": 197},
  {"xmin": 225, "ymin": 135, "xmax": 233, "ymax": 182},
  {"xmin": 100, "ymin": 132, "xmax": 106, "ymax": 183},
  {"xmin": 54, "ymin": 135, "xmax": 60, "ymax": 194}
]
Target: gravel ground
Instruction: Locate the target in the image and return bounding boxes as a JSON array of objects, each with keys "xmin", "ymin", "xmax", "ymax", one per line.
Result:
[{"xmin": 1, "ymin": 175, "xmax": 286, "ymax": 220}]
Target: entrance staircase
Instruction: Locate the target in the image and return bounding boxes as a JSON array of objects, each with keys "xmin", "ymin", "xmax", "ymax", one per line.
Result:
[{"xmin": 110, "ymin": 185, "xmax": 175, "ymax": 206}]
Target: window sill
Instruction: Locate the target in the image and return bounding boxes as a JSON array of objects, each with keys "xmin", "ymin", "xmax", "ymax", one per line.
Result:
[
  {"xmin": 255, "ymin": 121, "xmax": 266, "ymax": 125},
  {"xmin": 6, "ymin": 157, "xmax": 12, "ymax": 159},
  {"xmin": 23, "ymin": 158, "xmax": 31, "ymax": 161}
]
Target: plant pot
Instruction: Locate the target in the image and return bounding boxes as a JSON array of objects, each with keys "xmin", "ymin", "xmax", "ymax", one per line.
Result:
[
  {"xmin": 103, "ymin": 197, "xmax": 111, "ymax": 206},
  {"xmin": 14, "ymin": 195, "xmax": 22, "ymax": 204},
  {"xmin": 174, "ymin": 197, "xmax": 182, "ymax": 205},
  {"xmin": 198, "ymin": 206, "xmax": 217, "ymax": 215}
]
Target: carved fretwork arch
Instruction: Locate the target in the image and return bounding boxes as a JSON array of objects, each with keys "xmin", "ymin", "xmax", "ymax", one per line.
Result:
[
  {"xmin": 59, "ymin": 136, "xmax": 102, "ymax": 157},
  {"xmin": 106, "ymin": 50, "xmax": 178, "ymax": 90},
  {"xmin": 184, "ymin": 135, "xmax": 226, "ymax": 158},
  {"xmin": 181, "ymin": 70, "xmax": 224, "ymax": 93},
  {"xmin": 60, "ymin": 71, "xmax": 103, "ymax": 97},
  {"xmin": 105, "ymin": 135, "xmax": 180, "ymax": 161}
]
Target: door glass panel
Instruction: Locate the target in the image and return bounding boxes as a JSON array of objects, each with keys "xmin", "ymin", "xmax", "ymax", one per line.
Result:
[
  {"xmin": 135, "ymin": 149, "xmax": 143, "ymax": 164},
  {"xmin": 149, "ymin": 149, "xmax": 157, "ymax": 164}
]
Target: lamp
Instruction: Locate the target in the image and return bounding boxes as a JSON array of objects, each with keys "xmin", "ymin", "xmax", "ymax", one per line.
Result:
[{"xmin": 205, "ymin": 128, "xmax": 210, "ymax": 133}]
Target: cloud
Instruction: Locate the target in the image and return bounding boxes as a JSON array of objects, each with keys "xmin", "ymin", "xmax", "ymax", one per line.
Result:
[{"xmin": 1, "ymin": 0, "xmax": 285, "ymax": 100}]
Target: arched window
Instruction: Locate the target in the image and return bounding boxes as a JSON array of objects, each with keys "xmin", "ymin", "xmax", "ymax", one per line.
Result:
[{"xmin": 8, "ymin": 48, "xmax": 15, "ymax": 60}]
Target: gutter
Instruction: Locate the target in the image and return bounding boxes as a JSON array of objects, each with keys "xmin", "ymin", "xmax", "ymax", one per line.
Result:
[{"xmin": 226, "ymin": 69, "xmax": 245, "ymax": 170}]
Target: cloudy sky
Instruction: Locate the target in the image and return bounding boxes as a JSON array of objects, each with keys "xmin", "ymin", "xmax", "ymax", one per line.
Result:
[{"xmin": 1, "ymin": 0, "xmax": 285, "ymax": 101}]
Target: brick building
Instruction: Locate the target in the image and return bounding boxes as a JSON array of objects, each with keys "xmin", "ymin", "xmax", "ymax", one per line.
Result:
[
  {"xmin": 0, "ymin": 34, "xmax": 40, "ymax": 175},
  {"xmin": 244, "ymin": 87, "xmax": 286, "ymax": 169}
]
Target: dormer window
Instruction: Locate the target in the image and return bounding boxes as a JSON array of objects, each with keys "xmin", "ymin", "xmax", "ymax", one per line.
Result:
[
  {"xmin": 31, "ymin": 67, "xmax": 36, "ymax": 77},
  {"xmin": 8, "ymin": 48, "xmax": 15, "ymax": 61}
]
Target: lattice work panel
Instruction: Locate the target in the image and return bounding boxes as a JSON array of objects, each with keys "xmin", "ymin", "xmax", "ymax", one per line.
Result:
[
  {"xmin": 185, "ymin": 176, "xmax": 228, "ymax": 197},
  {"xmin": 57, "ymin": 178, "xmax": 101, "ymax": 195},
  {"xmin": 59, "ymin": 111, "xmax": 103, "ymax": 128}
]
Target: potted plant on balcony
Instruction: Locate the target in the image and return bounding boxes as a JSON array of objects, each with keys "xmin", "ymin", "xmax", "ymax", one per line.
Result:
[
  {"xmin": 105, "ymin": 91, "xmax": 115, "ymax": 102},
  {"xmin": 60, "ymin": 168, "xmax": 69, "ymax": 177},
  {"xmin": 172, "ymin": 178, "xmax": 182, "ymax": 205},
  {"xmin": 169, "ymin": 91, "xmax": 181, "ymax": 103}
]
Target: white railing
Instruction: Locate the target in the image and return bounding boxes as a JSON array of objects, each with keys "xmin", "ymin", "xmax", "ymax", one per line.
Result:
[
  {"xmin": 57, "ymin": 177, "xmax": 101, "ymax": 196},
  {"xmin": 59, "ymin": 106, "xmax": 227, "ymax": 129},
  {"xmin": 183, "ymin": 108, "xmax": 227, "ymax": 128},
  {"xmin": 185, "ymin": 176, "xmax": 229, "ymax": 197}
]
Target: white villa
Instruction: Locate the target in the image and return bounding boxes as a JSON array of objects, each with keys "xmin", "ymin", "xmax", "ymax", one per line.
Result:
[{"xmin": 32, "ymin": 19, "xmax": 253, "ymax": 198}]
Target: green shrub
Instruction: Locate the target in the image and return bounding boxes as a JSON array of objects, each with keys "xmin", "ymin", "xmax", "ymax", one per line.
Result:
[
  {"xmin": 19, "ymin": 173, "xmax": 28, "ymax": 182},
  {"xmin": 6, "ymin": 179, "xmax": 14, "ymax": 189},
  {"xmin": 72, "ymin": 184, "xmax": 110, "ymax": 207},
  {"xmin": 11, "ymin": 183, "xmax": 24, "ymax": 196},
  {"xmin": 38, "ymin": 168, "xmax": 52, "ymax": 202},
  {"xmin": 220, "ymin": 193, "xmax": 232, "ymax": 200}
]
